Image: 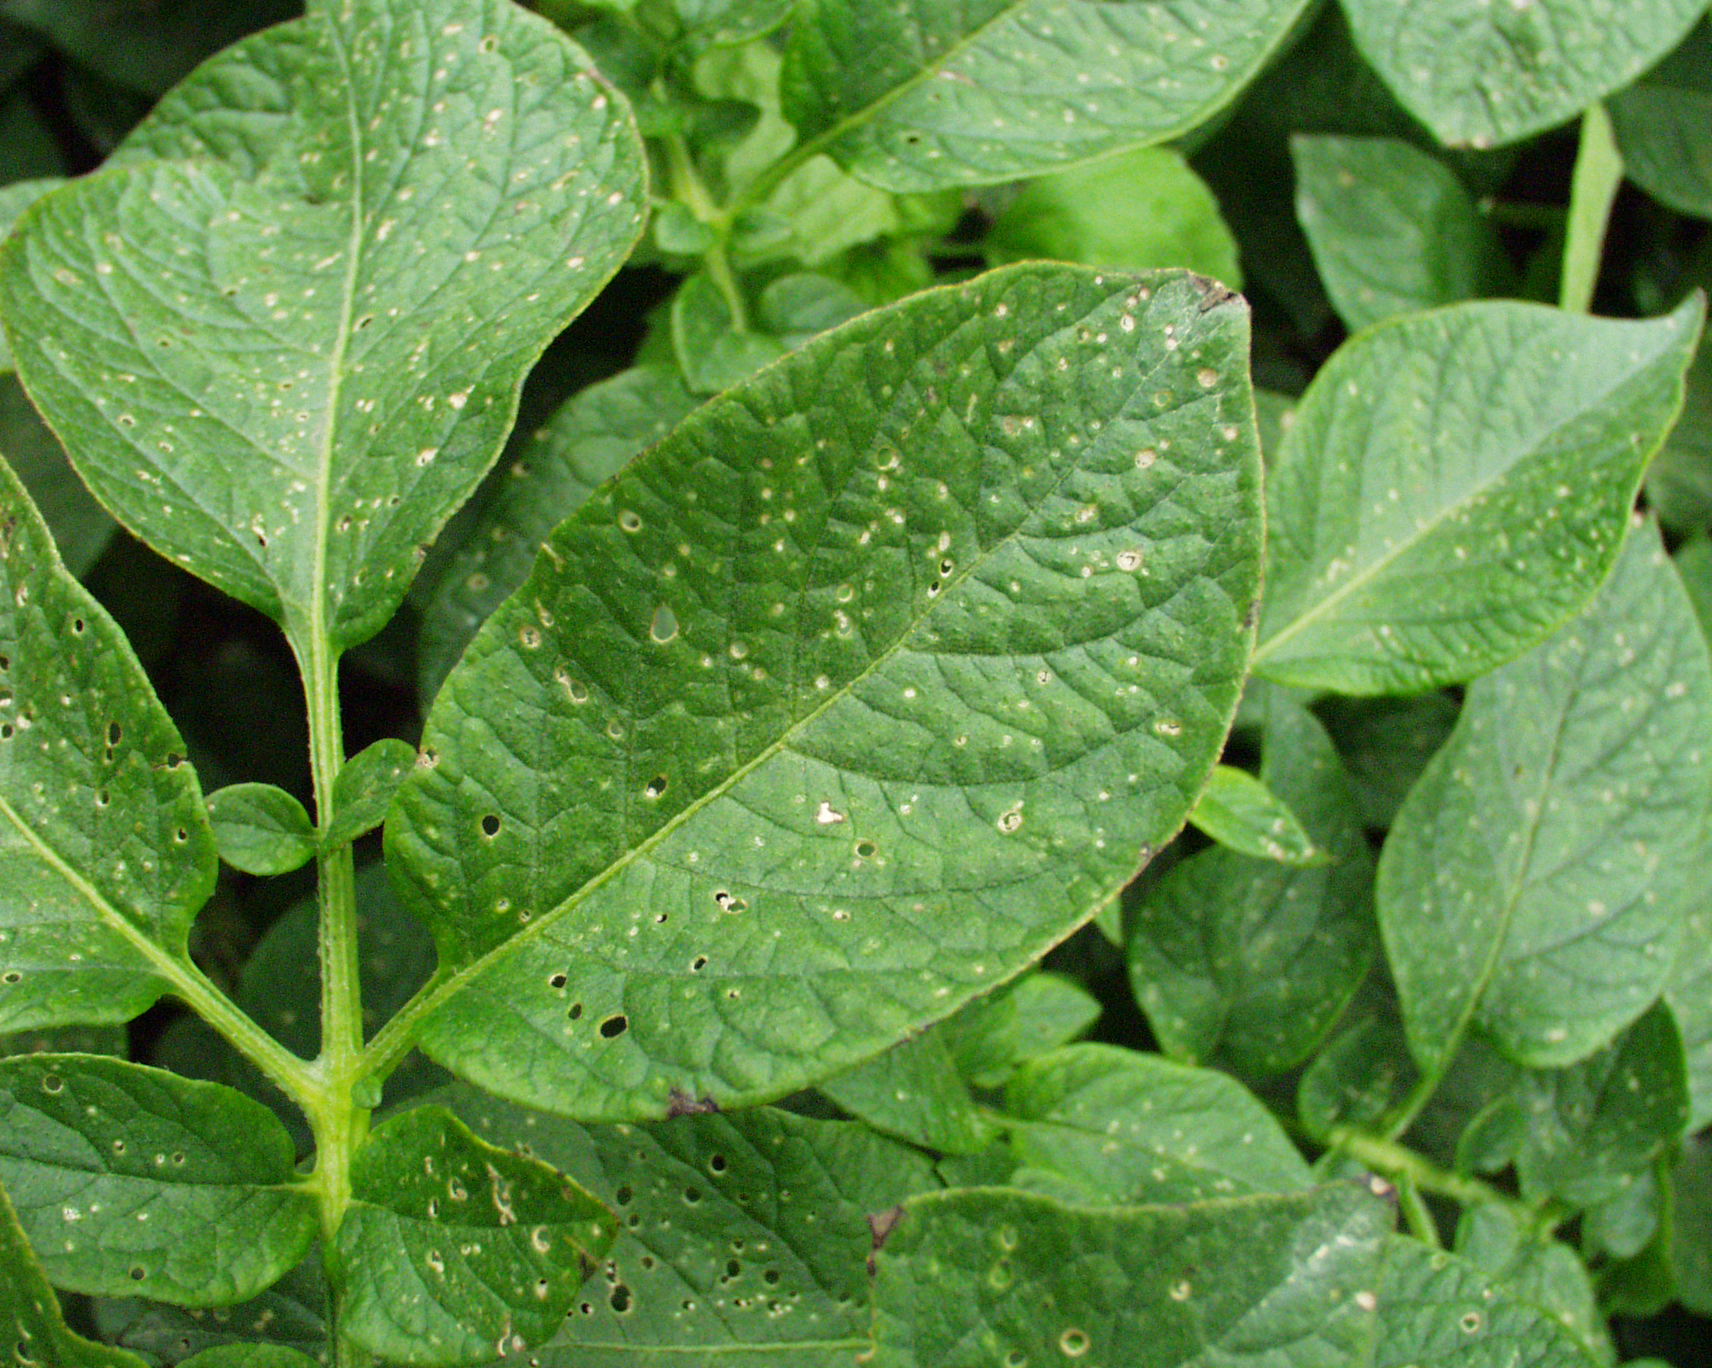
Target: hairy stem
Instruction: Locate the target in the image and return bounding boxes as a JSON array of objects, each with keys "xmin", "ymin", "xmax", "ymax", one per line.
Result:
[{"xmin": 1559, "ymin": 103, "xmax": 1622, "ymax": 314}]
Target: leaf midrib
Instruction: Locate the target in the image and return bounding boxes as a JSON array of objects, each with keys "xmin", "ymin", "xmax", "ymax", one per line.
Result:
[
  {"xmin": 1253, "ymin": 325, "xmax": 1673, "ymax": 669},
  {"xmin": 370, "ymin": 279, "xmax": 1204, "ymax": 1071}
]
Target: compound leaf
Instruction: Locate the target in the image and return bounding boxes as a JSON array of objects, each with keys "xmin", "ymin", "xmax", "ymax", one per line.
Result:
[
  {"xmin": 1292, "ymin": 135, "xmax": 1506, "ymax": 332},
  {"xmin": 869, "ymin": 1183, "xmax": 1389, "ymax": 1368},
  {"xmin": 0, "ymin": 453, "xmax": 217, "ymax": 1034},
  {"xmin": 1379, "ymin": 522, "xmax": 1712, "ymax": 1074},
  {"xmin": 1340, "ymin": 0, "xmax": 1707, "ymax": 149},
  {"xmin": 0, "ymin": 1054, "xmax": 317, "ymax": 1306},
  {"xmin": 781, "ymin": 0, "xmax": 1315, "ymax": 191},
  {"xmin": 1253, "ymin": 298, "xmax": 1702, "ymax": 695},
  {"xmin": 448, "ymin": 1086, "xmax": 938, "ymax": 1367},
  {"xmin": 0, "ymin": 0, "xmax": 646, "ymax": 654},
  {"xmin": 332, "ymin": 1105, "xmax": 616, "ymax": 1368},
  {"xmin": 384, "ymin": 263, "xmax": 1262, "ymax": 1122}
]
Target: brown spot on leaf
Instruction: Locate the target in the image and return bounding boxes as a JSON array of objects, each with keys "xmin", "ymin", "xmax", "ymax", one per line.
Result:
[
  {"xmin": 1187, "ymin": 273, "xmax": 1241, "ymax": 312},
  {"xmin": 666, "ymin": 1088, "xmax": 720, "ymax": 1117},
  {"xmin": 866, "ymin": 1205, "xmax": 906, "ymax": 1272}
]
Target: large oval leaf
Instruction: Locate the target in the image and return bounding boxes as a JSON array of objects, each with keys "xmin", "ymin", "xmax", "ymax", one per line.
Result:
[
  {"xmin": 1340, "ymin": 0, "xmax": 1707, "ymax": 149},
  {"xmin": 384, "ymin": 263, "xmax": 1263, "ymax": 1121},
  {"xmin": 1379, "ymin": 521, "xmax": 1712, "ymax": 1073},
  {"xmin": 1253, "ymin": 298, "xmax": 1702, "ymax": 695},
  {"xmin": 781, "ymin": 0, "xmax": 1313, "ymax": 191},
  {"xmin": 0, "ymin": 0, "xmax": 646, "ymax": 652}
]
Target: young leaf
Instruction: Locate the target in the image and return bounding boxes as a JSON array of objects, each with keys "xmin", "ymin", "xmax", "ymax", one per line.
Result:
[
  {"xmin": 1507, "ymin": 1004, "xmax": 1689, "ymax": 1210},
  {"xmin": 1380, "ymin": 522, "xmax": 1712, "ymax": 1074},
  {"xmin": 1, "ymin": 1171, "xmax": 145, "ymax": 1368},
  {"xmin": 383, "ymin": 263, "xmax": 1263, "ymax": 1122},
  {"xmin": 206, "ymin": 783, "xmax": 316, "ymax": 877},
  {"xmin": 1001, "ymin": 1043, "xmax": 1311, "ymax": 1204},
  {"xmin": 1292, "ymin": 135, "xmax": 1507, "ymax": 333},
  {"xmin": 1188, "ymin": 763, "xmax": 1326, "ymax": 867},
  {"xmin": 820, "ymin": 1030, "xmax": 994, "ymax": 1155},
  {"xmin": 332, "ymin": 1105, "xmax": 616, "ymax": 1368},
  {"xmin": 0, "ymin": 0, "xmax": 647, "ymax": 654},
  {"xmin": 869, "ymin": 1184, "xmax": 1389, "ymax": 1368},
  {"xmin": 324, "ymin": 737, "xmax": 415, "ymax": 849},
  {"xmin": 1253, "ymin": 298, "xmax": 1703, "ymax": 695},
  {"xmin": 1368, "ymin": 1236, "xmax": 1602, "ymax": 1368},
  {"xmin": 1340, "ymin": 0, "xmax": 1706, "ymax": 150},
  {"xmin": 670, "ymin": 271, "xmax": 788, "ymax": 393},
  {"xmin": 1128, "ymin": 694, "xmax": 1375, "ymax": 1076},
  {"xmin": 780, "ymin": 0, "xmax": 1315, "ymax": 191},
  {"xmin": 417, "ymin": 367, "xmax": 701, "ymax": 699},
  {"xmin": 448, "ymin": 1087, "xmax": 938, "ymax": 1367},
  {"xmin": 1611, "ymin": 21, "xmax": 1712, "ymax": 221},
  {"xmin": 0, "ymin": 1054, "xmax": 317, "ymax": 1305},
  {"xmin": 985, "ymin": 147, "xmax": 1241, "ymax": 286},
  {"xmin": 0, "ymin": 454, "xmax": 218, "ymax": 1034}
]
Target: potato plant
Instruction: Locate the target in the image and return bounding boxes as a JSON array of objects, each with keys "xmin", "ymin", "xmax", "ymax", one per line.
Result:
[{"xmin": 1, "ymin": 1, "xmax": 1711, "ymax": 1365}]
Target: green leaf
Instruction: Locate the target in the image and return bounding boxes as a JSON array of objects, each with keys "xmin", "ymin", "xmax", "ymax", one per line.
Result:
[
  {"xmin": 384, "ymin": 263, "xmax": 1263, "ymax": 1122},
  {"xmin": 1298, "ymin": 1007, "xmax": 1419, "ymax": 1142},
  {"xmin": 869, "ymin": 1183, "xmax": 1389, "ymax": 1368},
  {"xmin": 1292, "ymin": 135, "xmax": 1507, "ymax": 333},
  {"xmin": 985, "ymin": 147, "xmax": 1241, "ymax": 287},
  {"xmin": 1666, "ymin": 884, "xmax": 1712, "ymax": 1131},
  {"xmin": 1507, "ymin": 1004, "xmax": 1689, "ymax": 1210},
  {"xmin": 0, "ymin": 0, "xmax": 297, "ymax": 96},
  {"xmin": 664, "ymin": 0, "xmax": 792, "ymax": 54},
  {"xmin": 1340, "ymin": 0, "xmax": 1707, "ymax": 150},
  {"xmin": 821, "ymin": 1031, "xmax": 994, "ymax": 1154},
  {"xmin": 0, "ymin": 1054, "xmax": 317, "ymax": 1305},
  {"xmin": 1128, "ymin": 693, "xmax": 1375, "ymax": 1076},
  {"xmin": 0, "ymin": 0, "xmax": 647, "ymax": 654},
  {"xmin": 1002, "ymin": 1042, "xmax": 1311, "ymax": 1204},
  {"xmin": 179, "ymin": 1348, "xmax": 322, "ymax": 1368},
  {"xmin": 781, "ymin": 0, "xmax": 1315, "ymax": 192},
  {"xmin": 448, "ymin": 1087, "xmax": 937, "ymax": 1367},
  {"xmin": 1253, "ymin": 298, "xmax": 1704, "ymax": 695},
  {"xmin": 1612, "ymin": 21, "xmax": 1712, "ymax": 220},
  {"xmin": 1378, "ymin": 522, "xmax": 1712, "ymax": 1073},
  {"xmin": 1369, "ymin": 1236, "xmax": 1602, "ymax": 1368},
  {"xmin": 1455, "ymin": 1204, "xmax": 1614, "ymax": 1364},
  {"xmin": 334, "ymin": 1105, "xmax": 616, "ymax": 1367},
  {"xmin": 0, "ymin": 454, "xmax": 218, "ymax": 1033},
  {"xmin": 0, "ymin": 177, "xmax": 61, "ymax": 373},
  {"xmin": 206, "ymin": 784, "xmax": 316, "ymax": 878},
  {"xmin": 1670, "ymin": 1136, "xmax": 1712, "ymax": 1316},
  {"xmin": 670, "ymin": 272, "xmax": 788, "ymax": 394},
  {"xmin": 939, "ymin": 971, "xmax": 1099, "ymax": 1089},
  {"xmin": 1314, "ymin": 692, "xmax": 1458, "ymax": 831},
  {"xmin": 325, "ymin": 737, "xmax": 415, "ymax": 849},
  {"xmin": 0, "ymin": 372, "xmax": 115, "ymax": 576},
  {"xmin": 1, "ymin": 1170, "xmax": 145, "ymax": 1368},
  {"xmin": 417, "ymin": 367, "xmax": 701, "ymax": 700},
  {"xmin": 1188, "ymin": 763, "xmax": 1326, "ymax": 867},
  {"xmin": 1644, "ymin": 334, "xmax": 1712, "ymax": 535}
]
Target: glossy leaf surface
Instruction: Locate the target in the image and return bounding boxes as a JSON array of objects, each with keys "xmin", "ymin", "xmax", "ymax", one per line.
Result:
[
  {"xmin": 0, "ymin": 454, "xmax": 216, "ymax": 1032},
  {"xmin": 1379, "ymin": 523, "xmax": 1712, "ymax": 1072},
  {"xmin": 386, "ymin": 264, "xmax": 1263, "ymax": 1122},
  {"xmin": 0, "ymin": 0, "xmax": 647, "ymax": 651},
  {"xmin": 1254, "ymin": 299, "xmax": 1702, "ymax": 694},
  {"xmin": 869, "ymin": 1184, "xmax": 1389, "ymax": 1368},
  {"xmin": 1340, "ymin": 0, "xmax": 1706, "ymax": 149},
  {"xmin": 0, "ymin": 1055, "xmax": 316, "ymax": 1305},
  {"xmin": 781, "ymin": 0, "xmax": 1315, "ymax": 191}
]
